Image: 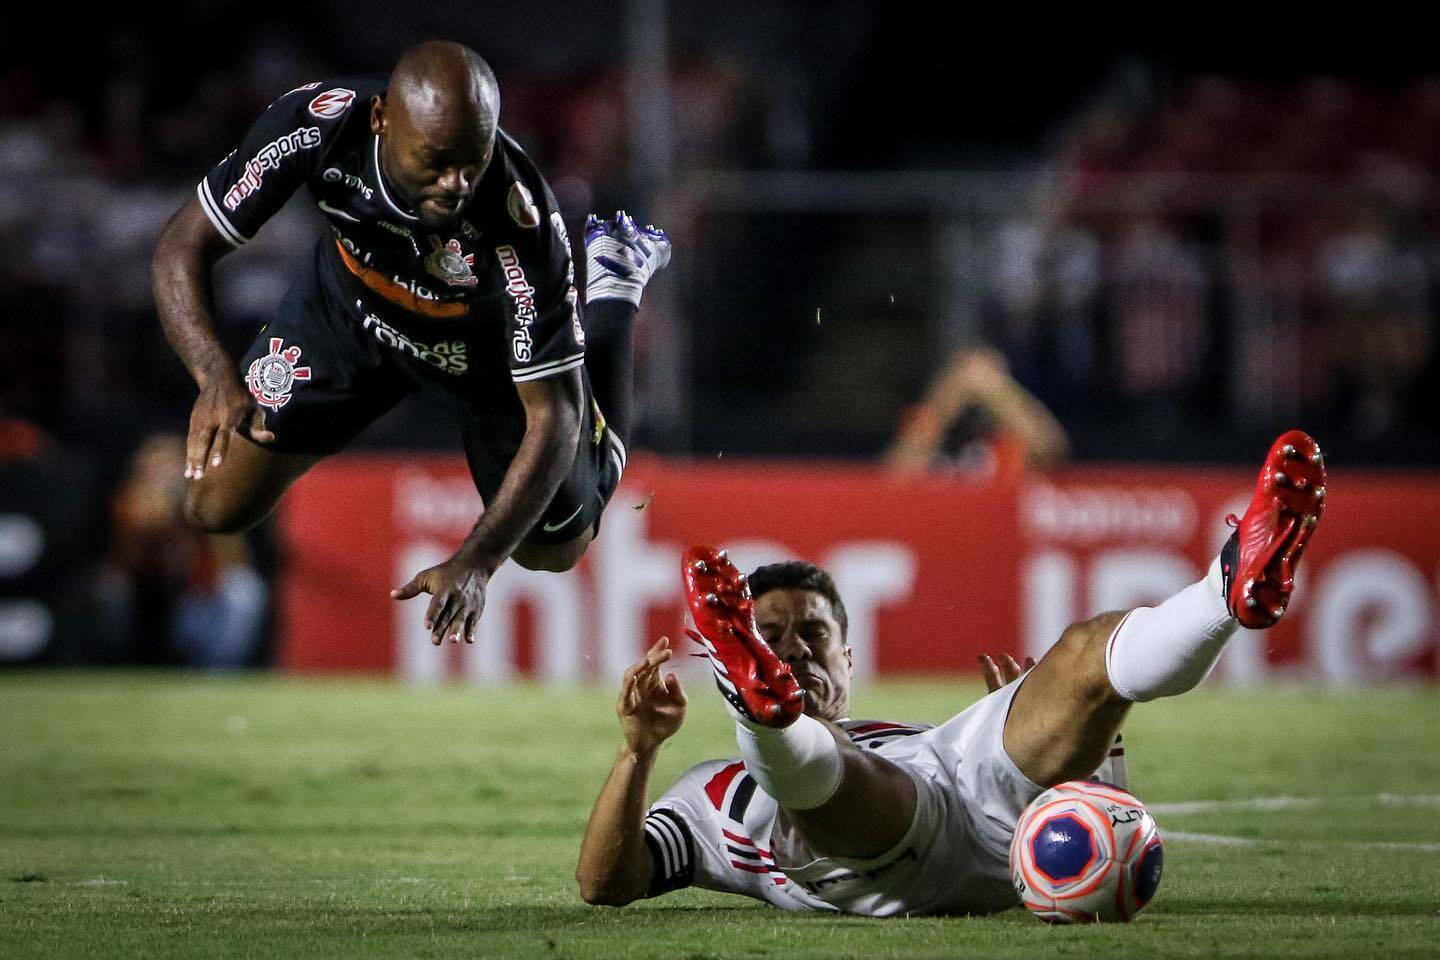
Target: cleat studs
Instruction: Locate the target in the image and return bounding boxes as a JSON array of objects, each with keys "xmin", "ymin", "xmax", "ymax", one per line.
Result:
[
  {"xmin": 1272, "ymin": 606, "xmax": 1285, "ymax": 619},
  {"xmin": 1305, "ymin": 515, "xmax": 1319, "ymax": 527},
  {"xmin": 1314, "ymin": 486, "xmax": 1325, "ymax": 502},
  {"xmin": 1311, "ymin": 452, "xmax": 1323, "ymax": 465},
  {"xmin": 1295, "ymin": 478, "xmax": 1308, "ymax": 490},
  {"xmin": 691, "ymin": 560, "xmax": 708, "ymax": 573},
  {"xmin": 1281, "ymin": 443, "xmax": 1297, "ymax": 457},
  {"xmin": 1274, "ymin": 471, "xmax": 1290, "ymax": 487},
  {"xmin": 716, "ymin": 549, "xmax": 729, "ymax": 562},
  {"xmin": 704, "ymin": 592, "xmax": 719, "ymax": 606},
  {"xmin": 1245, "ymin": 596, "xmax": 1259, "ymax": 609}
]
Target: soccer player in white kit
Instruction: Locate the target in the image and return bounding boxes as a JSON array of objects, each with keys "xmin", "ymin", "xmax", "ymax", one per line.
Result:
[{"xmin": 577, "ymin": 430, "xmax": 1326, "ymax": 916}]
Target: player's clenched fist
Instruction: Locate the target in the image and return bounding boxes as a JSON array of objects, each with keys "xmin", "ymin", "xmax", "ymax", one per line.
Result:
[
  {"xmin": 185, "ymin": 368, "xmax": 274, "ymax": 479},
  {"xmin": 617, "ymin": 637, "xmax": 688, "ymax": 755},
  {"xmin": 391, "ymin": 559, "xmax": 490, "ymax": 646}
]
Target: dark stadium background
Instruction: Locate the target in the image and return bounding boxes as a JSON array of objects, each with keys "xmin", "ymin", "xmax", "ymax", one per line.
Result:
[{"xmin": 3, "ymin": 6, "xmax": 1439, "ymax": 671}]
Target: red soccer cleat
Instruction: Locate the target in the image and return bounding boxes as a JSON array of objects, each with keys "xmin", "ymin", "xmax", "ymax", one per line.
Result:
[
  {"xmin": 1222, "ymin": 430, "xmax": 1327, "ymax": 629},
  {"xmin": 682, "ymin": 545, "xmax": 804, "ymax": 727}
]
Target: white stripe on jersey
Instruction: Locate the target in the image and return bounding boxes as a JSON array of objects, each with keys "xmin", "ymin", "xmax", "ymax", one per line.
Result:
[
  {"xmin": 644, "ymin": 820, "xmax": 677, "ymax": 876},
  {"xmin": 607, "ymin": 429, "xmax": 627, "ymax": 469},
  {"xmin": 372, "ymin": 135, "xmax": 419, "ymax": 222},
  {"xmin": 644, "ymin": 810, "xmax": 692, "ymax": 883},
  {"xmin": 196, "ymin": 179, "xmax": 247, "ymax": 247},
  {"xmin": 511, "ymin": 353, "xmax": 585, "ymax": 383}
]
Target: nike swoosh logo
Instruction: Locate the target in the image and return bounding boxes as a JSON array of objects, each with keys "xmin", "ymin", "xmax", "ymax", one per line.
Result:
[
  {"xmin": 317, "ymin": 199, "xmax": 360, "ymax": 222},
  {"xmin": 541, "ymin": 503, "xmax": 586, "ymax": 532}
]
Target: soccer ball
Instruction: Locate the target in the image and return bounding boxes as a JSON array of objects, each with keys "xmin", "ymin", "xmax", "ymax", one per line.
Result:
[{"xmin": 1009, "ymin": 780, "xmax": 1164, "ymax": 923}]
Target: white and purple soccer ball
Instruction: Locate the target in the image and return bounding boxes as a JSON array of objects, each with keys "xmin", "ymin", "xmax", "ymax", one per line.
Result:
[{"xmin": 1009, "ymin": 780, "xmax": 1164, "ymax": 923}]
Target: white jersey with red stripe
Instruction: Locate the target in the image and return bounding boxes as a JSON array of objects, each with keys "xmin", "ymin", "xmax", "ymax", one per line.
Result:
[
  {"xmin": 642, "ymin": 679, "xmax": 1124, "ymax": 916},
  {"xmin": 643, "ymin": 719, "xmax": 934, "ymax": 914}
]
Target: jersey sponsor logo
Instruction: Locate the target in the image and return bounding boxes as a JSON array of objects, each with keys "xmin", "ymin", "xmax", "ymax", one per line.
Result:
[
  {"xmin": 424, "ymin": 236, "xmax": 478, "ymax": 288},
  {"xmin": 496, "ymin": 244, "xmax": 538, "ymax": 362},
  {"xmin": 333, "ymin": 238, "xmax": 467, "ymax": 318},
  {"xmin": 308, "ymin": 88, "xmax": 356, "ymax": 119},
  {"xmin": 222, "ymin": 126, "xmax": 322, "ymax": 211},
  {"xmin": 507, "ymin": 181, "xmax": 540, "ymax": 229},
  {"xmin": 357, "ymin": 302, "xmax": 469, "ymax": 375},
  {"xmin": 246, "ymin": 337, "xmax": 312, "ymax": 410},
  {"xmin": 376, "ymin": 220, "xmax": 413, "ymax": 238},
  {"xmin": 286, "ymin": 81, "xmax": 322, "ymax": 95},
  {"xmin": 322, "ymin": 166, "xmax": 373, "ymax": 200},
  {"xmin": 338, "ymin": 234, "xmax": 444, "ymax": 302}
]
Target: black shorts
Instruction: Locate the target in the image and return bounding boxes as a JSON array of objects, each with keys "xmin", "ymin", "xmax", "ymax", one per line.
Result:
[{"xmin": 238, "ymin": 237, "xmax": 623, "ymax": 545}]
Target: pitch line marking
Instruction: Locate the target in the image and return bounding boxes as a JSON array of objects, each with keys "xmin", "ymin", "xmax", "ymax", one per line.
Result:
[
  {"xmin": 1150, "ymin": 794, "xmax": 1440, "ymax": 816},
  {"xmin": 1164, "ymin": 831, "xmax": 1440, "ymax": 853}
]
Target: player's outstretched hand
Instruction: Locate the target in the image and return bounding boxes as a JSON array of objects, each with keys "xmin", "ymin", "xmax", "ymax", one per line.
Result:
[
  {"xmin": 979, "ymin": 652, "xmax": 1035, "ymax": 693},
  {"xmin": 185, "ymin": 370, "xmax": 274, "ymax": 480},
  {"xmin": 391, "ymin": 560, "xmax": 489, "ymax": 645},
  {"xmin": 617, "ymin": 637, "xmax": 688, "ymax": 755}
]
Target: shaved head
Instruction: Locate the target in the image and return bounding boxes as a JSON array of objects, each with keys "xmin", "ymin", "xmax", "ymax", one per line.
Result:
[
  {"xmin": 372, "ymin": 41, "xmax": 501, "ymax": 227},
  {"xmin": 389, "ymin": 41, "xmax": 499, "ymax": 136}
]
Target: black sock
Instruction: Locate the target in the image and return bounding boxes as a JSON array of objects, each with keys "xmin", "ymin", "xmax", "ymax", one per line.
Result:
[{"xmin": 583, "ymin": 298, "xmax": 638, "ymax": 441}]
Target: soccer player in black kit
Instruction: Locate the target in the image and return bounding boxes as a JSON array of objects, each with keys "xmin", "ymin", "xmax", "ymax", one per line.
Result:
[{"xmin": 151, "ymin": 41, "xmax": 669, "ymax": 645}]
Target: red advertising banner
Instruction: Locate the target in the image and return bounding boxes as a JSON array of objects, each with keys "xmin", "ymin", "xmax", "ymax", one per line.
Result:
[{"xmin": 278, "ymin": 456, "xmax": 1439, "ymax": 683}]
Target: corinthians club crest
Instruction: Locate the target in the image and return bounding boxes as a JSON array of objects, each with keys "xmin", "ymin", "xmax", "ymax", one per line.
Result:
[
  {"xmin": 246, "ymin": 337, "xmax": 312, "ymax": 410},
  {"xmin": 425, "ymin": 235, "xmax": 478, "ymax": 287}
]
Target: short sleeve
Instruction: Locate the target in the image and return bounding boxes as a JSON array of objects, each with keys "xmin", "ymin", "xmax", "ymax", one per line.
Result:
[
  {"xmin": 197, "ymin": 83, "xmax": 347, "ymax": 246},
  {"xmin": 643, "ymin": 806, "xmax": 697, "ymax": 895},
  {"xmin": 645, "ymin": 761, "xmax": 778, "ymax": 901}
]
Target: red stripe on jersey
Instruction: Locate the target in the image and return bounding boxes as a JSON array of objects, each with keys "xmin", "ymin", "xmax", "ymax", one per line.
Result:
[
  {"xmin": 705, "ymin": 761, "xmax": 747, "ymax": 811},
  {"xmin": 722, "ymin": 828, "xmax": 772, "ymax": 858},
  {"xmin": 730, "ymin": 861, "xmax": 771, "ymax": 874}
]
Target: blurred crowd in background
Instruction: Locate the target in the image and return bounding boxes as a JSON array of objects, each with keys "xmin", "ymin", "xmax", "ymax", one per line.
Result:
[{"xmin": 3, "ymin": 7, "xmax": 1439, "ymax": 666}]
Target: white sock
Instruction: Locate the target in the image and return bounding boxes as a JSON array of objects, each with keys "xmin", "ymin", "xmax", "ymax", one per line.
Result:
[
  {"xmin": 733, "ymin": 713, "xmax": 844, "ymax": 811},
  {"xmin": 1104, "ymin": 556, "xmax": 1239, "ymax": 702}
]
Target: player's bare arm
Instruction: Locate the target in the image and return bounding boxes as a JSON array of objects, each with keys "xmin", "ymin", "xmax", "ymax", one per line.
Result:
[
  {"xmin": 391, "ymin": 368, "xmax": 583, "ymax": 644},
  {"xmin": 576, "ymin": 637, "xmax": 688, "ymax": 906},
  {"xmin": 152, "ymin": 197, "xmax": 275, "ymax": 481}
]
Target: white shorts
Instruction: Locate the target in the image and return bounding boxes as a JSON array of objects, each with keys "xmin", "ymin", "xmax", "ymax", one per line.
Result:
[{"xmin": 779, "ymin": 677, "xmax": 1044, "ymax": 916}]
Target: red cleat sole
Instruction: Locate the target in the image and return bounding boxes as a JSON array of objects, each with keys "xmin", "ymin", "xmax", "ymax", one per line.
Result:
[
  {"xmin": 1226, "ymin": 430, "xmax": 1327, "ymax": 628},
  {"xmin": 682, "ymin": 545, "xmax": 804, "ymax": 727}
]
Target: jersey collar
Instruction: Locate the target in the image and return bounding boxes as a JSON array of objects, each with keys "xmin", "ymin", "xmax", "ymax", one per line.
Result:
[{"xmin": 372, "ymin": 134, "xmax": 419, "ymax": 222}]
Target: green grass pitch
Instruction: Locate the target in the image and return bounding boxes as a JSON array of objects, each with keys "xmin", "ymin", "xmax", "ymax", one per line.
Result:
[{"xmin": 2, "ymin": 673, "xmax": 1438, "ymax": 958}]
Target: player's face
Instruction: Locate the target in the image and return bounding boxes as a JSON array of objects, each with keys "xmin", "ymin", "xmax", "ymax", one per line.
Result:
[
  {"xmin": 754, "ymin": 588, "xmax": 853, "ymax": 722},
  {"xmin": 373, "ymin": 95, "xmax": 494, "ymax": 228}
]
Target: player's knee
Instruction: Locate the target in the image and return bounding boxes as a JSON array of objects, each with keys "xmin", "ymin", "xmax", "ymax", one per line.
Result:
[
  {"xmin": 513, "ymin": 532, "xmax": 592, "ymax": 572},
  {"xmin": 1052, "ymin": 612, "xmax": 1127, "ymax": 699},
  {"xmin": 183, "ymin": 484, "xmax": 258, "ymax": 535}
]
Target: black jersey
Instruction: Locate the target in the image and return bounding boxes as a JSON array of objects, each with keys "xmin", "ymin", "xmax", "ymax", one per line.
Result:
[{"xmin": 198, "ymin": 76, "xmax": 584, "ymax": 385}]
